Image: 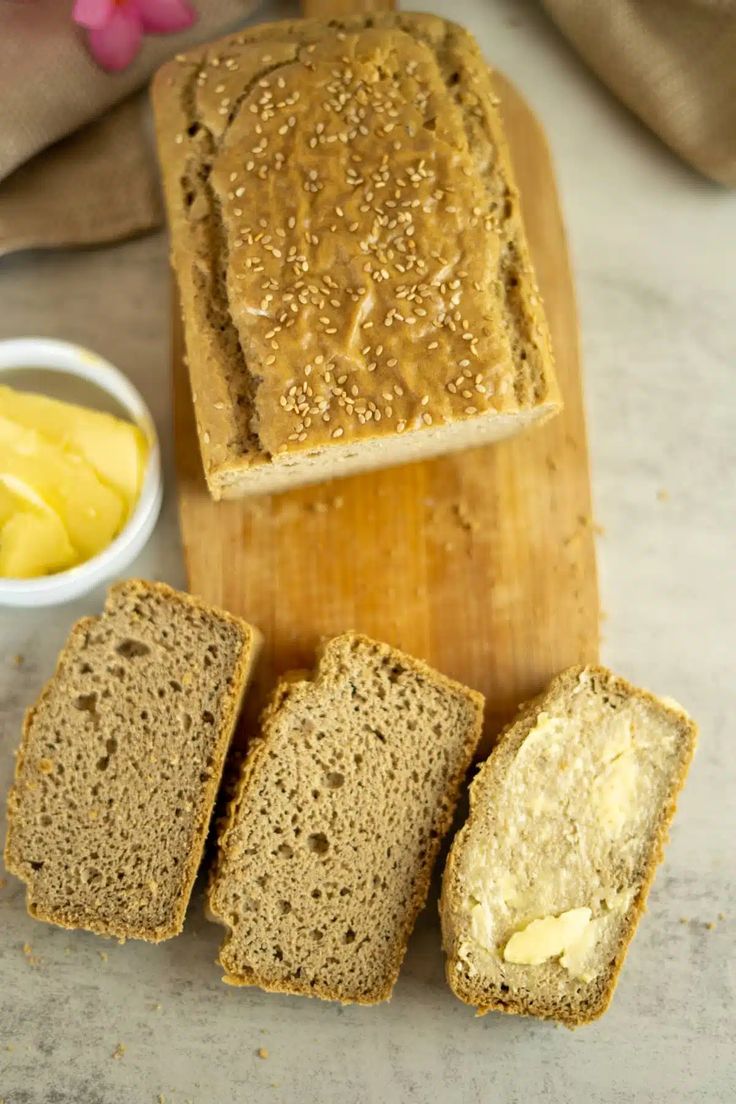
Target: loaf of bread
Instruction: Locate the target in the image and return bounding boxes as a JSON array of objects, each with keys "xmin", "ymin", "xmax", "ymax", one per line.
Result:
[
  {"xmin": 208, "ymin": 632, "xmax": 484, "ymax": 1002},
  {"xmin": 152, "ymin": 13, "xmax": 559, "ymax": 498},
  {"xmin": 4, "ymin": 580, "xmax": 260, "ymax": 942},
  {"xmin": 440, "ymin": 666, "xmax": 697, "ymax": 1025}
]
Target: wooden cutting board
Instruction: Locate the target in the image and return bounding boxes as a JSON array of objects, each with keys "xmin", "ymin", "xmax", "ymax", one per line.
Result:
[{"xmin": 172, "ymin": 64, "xmax": 599, "ymax": 753}]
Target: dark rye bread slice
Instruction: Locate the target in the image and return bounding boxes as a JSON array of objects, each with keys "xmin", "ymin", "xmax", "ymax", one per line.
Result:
[
  {"xmin": 440, "ymin": 666, "xmax": 697, "ymax": 1026},
  {"xmin": 208, "ymin": 633, "xmax": 484, "ymax": 1003},
  {"xmin": 4, "ymin": 580, "xmax": 260, "ymax": 942}
]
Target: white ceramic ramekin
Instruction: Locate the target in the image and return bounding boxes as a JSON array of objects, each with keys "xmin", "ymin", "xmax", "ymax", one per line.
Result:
[{"xmin": 0, "ymin": 338, "xmax": 162, "ymax": 608}]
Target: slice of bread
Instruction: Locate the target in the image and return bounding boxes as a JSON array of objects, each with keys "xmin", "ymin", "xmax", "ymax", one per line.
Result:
[
  {"xmin": 4, "ymin": 580, "xmax": 260, "ymax": 942},
  {"xmin": 440, "ymin": 665, "xmax": 697, "ymax": 1026},
  {"xmin": 208, "ymin": 633, "xmax": 484, "ymax": 1003}
]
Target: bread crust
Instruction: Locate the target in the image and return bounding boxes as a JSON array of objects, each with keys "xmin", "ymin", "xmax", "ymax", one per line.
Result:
[
  {"xmin": 151, "ymin": 13, "xmax": 559, "ymax": 498},
  {"xmin": 439, "ymin": 665, "xmax": 698, "ymax": 1026},
  {"xmin": 4, "ymin": 579, "xmax": 261, "ymax": 942},
  {"xmin": 208, "ymin": 632, "xmax": 484, "ymax": 1003}
]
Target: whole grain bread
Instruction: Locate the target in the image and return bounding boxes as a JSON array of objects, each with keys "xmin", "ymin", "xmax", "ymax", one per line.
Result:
[
  {"xmin": 208, "ymin": 632, "xmax": 484, "ymax": 1002},
  {"xmin": 4, "ymin": 579, "xmax": 260, "ymax": 942},
  {"xmin": 152, "ymin": 13, "xmax": 559, "ymax": 498},
  {"xmin": 440, "ymin": 666, "xmax": 697, "ymax": 1026}
]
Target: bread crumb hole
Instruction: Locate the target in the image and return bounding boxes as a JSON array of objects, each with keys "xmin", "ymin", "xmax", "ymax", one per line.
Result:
[
  {"xmin": 326, "ymin": 772, "xmax": 344, "ymax": 789},
  {"xmin": 277, "ymin": 843, "xmax": 293, "ymax": 858},
  {"xmin": 278, "ymin": 900, "xmax": 291, "ymax": 915},
  {"xmin": 202, "ymin": 710, "xmax": 215, "ymax": 725},
  {"xmin": 307, "ymin": 833, "xmax": 329, "ymax": 855},
  {"xmin": 74, "ymin": 693, "xmax": 97, "ymax": 714},
  {"xmin": 116, "ymin": 639, "xmax": 150, "ymax": 659},
  {"xmin": 343, "ymin": 929, "xmax": 356, "ymax": 944}
]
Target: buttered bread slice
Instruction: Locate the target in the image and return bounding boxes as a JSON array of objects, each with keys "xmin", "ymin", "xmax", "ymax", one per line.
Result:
[{"xmin": 440, "ymin": 666, "xmax": 697, "ymax": 1025}]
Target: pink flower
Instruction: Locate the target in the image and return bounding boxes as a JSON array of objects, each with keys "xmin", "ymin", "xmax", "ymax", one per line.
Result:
[{"xmin": 73, "ymin": 0, "xmax": 196, "ymax": 72}]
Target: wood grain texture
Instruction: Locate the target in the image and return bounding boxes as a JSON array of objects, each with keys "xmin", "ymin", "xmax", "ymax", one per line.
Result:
[
  {"xmin": 301, "ymin": 0, "xmax": 395, "ymax": 17},
  {"xmin": 172, "ymin": 72, "xmax": 599, "ymax": 752}
]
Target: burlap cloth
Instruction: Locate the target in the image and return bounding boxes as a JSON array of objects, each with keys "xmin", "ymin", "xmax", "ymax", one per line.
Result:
[
  {"xmin": 0, "ymin": 0, "xmax": 262, "ymax": 256},
  {"xmin": 0, "ymin": 0, "xmax": 733, "ymax": 257}
]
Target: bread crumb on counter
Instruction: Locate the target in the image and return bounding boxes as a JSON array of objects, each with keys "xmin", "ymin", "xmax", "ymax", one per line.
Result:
[
  {"xmin": 98, "ymin": 950, "xmax": 108, "ymax": 962},
  {"xmin": 657, "ymin": 489, "xmax": 670, "ymax": 502},
  {"xmin": 22, "ymin": 942, "xmax": 41, "ymax": 967},
  {"xmin": 257, "ymin": 1047, "xmax": 269, "ymax": 1060},
  {"xmin": 112, "ymin": 1043, "xmax": 126, "ymax": 1060},
  {"xmin": 12, "ymin": 654, "xmax": 24, "ymax": 666}
]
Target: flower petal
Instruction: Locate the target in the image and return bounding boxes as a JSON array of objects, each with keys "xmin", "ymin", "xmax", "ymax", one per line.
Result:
[
  {"xmin": 72, "ymin": 0, "xmax": 114, "ymax": 31},
  {"xmin": 87, "ymin": 8, "xmax": 143, "ymax": 71},
  {"xmin": 133, "ymin": 0, "xmax": 197, "ymax": 34}
]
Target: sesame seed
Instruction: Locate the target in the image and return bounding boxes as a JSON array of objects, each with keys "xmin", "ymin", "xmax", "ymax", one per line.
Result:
[
  {"xmin": 332, "ymin": 427, "xmax": 344, "ymax": 438},
  {"xmin": 422, "ymin": 412, "xmax": 433, "ymax": 425}
]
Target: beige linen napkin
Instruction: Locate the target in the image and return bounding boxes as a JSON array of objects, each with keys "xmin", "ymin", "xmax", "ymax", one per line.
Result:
[
  {"xmin": 542, "ymin": 0, "xmax": 736, "ymax": 186},
  {"xmin": 0, "ymin": 0, "xmax": 263, "ymax": 255}
]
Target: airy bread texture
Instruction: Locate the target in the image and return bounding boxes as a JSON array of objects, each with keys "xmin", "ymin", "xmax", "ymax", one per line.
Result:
[
  {"xmin": 208, "ymin": 633, "xmax": 484, "ymax": 1003},
  {"xmin": 4, "ymin": 580, "xmax": 260, "ymax": 942},
  {"xmin": 440, "ymin": 666, "xmax": 697, "ymax": 1026},
  {"xmin": 152, "ymin": 12, "xmax": 559, "ymax": 498}
]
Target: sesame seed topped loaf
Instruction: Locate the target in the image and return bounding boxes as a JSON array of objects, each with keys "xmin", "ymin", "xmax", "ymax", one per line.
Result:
[
  {"xmin": 440, "ymin": 667, "xmax": 697, "ymax": 1026},
  {"xmin": 152, "ymin": 13, "xmax": 559, "ymax": 498},
  {"xmin": 4, "ymin": 580, "xmax": 260, "ymax": 942},
  {"xmin": 208, "ymin": 633, "xmax": 484, "ymax": 1003}
]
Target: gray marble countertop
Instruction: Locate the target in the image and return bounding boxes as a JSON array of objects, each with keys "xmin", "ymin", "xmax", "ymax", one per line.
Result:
[{"xmin": 1, "ymin": 1, "xmax": 734, "ymax": 1101}]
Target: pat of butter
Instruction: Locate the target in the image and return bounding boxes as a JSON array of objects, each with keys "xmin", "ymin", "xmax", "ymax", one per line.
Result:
[
  {"xmin": 503, "ymin": 907, "xmax": 595, "ymax": 972},
  {"xmin": 0, "ymin": 384, "xmax": 147, "ymax": 514},
  {"xmin": 0, "ymin": 507, "xmax": 76, "ymax": 578},
  {"xmin": 0, "ymin": 416, "xmax": 124, "ymax": 561},
  {"xmin": 522, "ymin": 711, "xmax": 566, "ymax": 752},
  {"xmin": 592, "ymin": 717, "xmax": 638, "ymax": 833}
]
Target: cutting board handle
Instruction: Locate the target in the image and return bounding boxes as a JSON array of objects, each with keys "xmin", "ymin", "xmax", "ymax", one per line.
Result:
[{"xmin": 301, "ymin": 0, "xmax": 395, "ymax": 16}]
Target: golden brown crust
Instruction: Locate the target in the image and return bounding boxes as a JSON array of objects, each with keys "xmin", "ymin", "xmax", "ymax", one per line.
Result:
[
  {"xmin": 209, "ymin": 632, "xmax": 484, "ymax": 1003},
  {"xmin": 4, "ymin": 579, "xmax": 261, "ymax": 943},
  {"xmin": 152, "ymin": 14, "xmax": 558, "ymax": 497},
  {"xmin": 439, "ymin": 665, "xmax": 698, "ymax": 1026}
]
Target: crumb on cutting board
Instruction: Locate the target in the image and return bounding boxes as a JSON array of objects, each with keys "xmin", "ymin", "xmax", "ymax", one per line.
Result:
[
  {"xmin": 112, "ymin": 1043, "xmax": 126, "ymax": 1060},
  {"xmin": 98, "ymin": 950, "xmax": 108, "ymax": 962},
  {"xmin": 12, "ymin": 654, "xmax": 24, "ymax": 667},
  {"xmin": 0, "ymin": 876, "xmax": 7, "ymax": 889},
  {"xmin": 656, "ymin": 488, "xmax": 669, "ymax": 502},
  {"xmin": 257, "ymin": 1047, "xmax": 269, "ymax": 1060}
]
